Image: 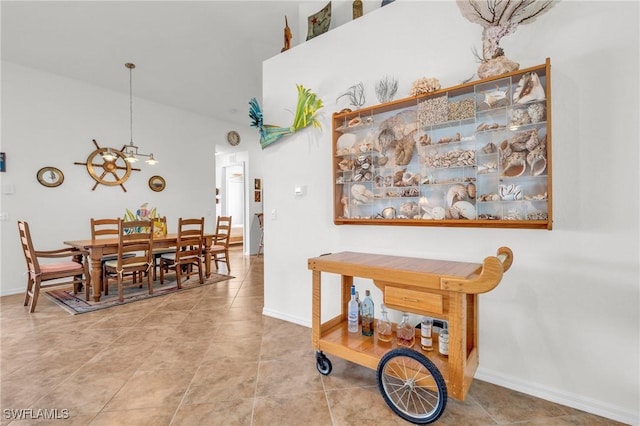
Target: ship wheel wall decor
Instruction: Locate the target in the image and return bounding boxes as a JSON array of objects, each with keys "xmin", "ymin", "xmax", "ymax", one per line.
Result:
[{"xmin": 74, "ymin": 139, "xmax": 140, "ymax": 191}]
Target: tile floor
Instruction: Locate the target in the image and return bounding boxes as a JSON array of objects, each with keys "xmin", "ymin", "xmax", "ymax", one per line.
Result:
[{"xmin": 0, "ymin": 247, "xmax": 621, "ymax": 425}]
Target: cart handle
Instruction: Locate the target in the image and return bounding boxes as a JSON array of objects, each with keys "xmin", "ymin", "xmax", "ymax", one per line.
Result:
[{"xmin": 440, "ymin": 246, "xmax": 513, "ymax": 294}]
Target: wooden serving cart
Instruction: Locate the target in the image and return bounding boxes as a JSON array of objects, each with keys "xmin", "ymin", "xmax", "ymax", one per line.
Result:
[{"xmin": 308, "ymin": 247, "xmax": 513, "ymax": 424}]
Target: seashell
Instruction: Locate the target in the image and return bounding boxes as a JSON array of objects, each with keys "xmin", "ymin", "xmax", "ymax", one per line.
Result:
[
  {"xmin": 351, "ymin": 184, "xmax": 374, "ymax": 203},
  {"xmin": 451, "ymin": 201, "xmax": 477, "ymax": 219},
  {"xmin": 502, "ymin": 152, "xmax": 526, "ymax": 178},
  {"xmin": 483, "ymin": 86, "xmax": 508, "ymax": 107},
  {"xmin": 352, "ymin": 173, "xmax": 363, "ymax": 182},
  {"xmin": 438, "ymin": 137, "xmax": 453, "ymax": 144},
  {"xmin": 394, "ymin": 130, "xmax": 417, "ymax": 166},
  {"xmin": 446, "ymin": 184, "xmax": 467, "ymax": 207},
  {"xmin": 525, "ymin": 128, "xmax": 540, "ymax": 151},
  {"xmin": 499, "ymin": 184, "xmax": 523, "ymax": 200},
  {"xmin": 381, "ymin": 207, "xmax": 396, "ymax": 219},
  {"xmin": 527, "ymin": 145, "xmax": 547, "ymax": 176},
  {"xmin": 419, "ymin": 196, "xmax": 430, "ymax": 212},
  {"xmin": 513, "ymin": 72, "xmax": 546, "ymax": 104},
  {"xmin": 378, "ymin": 156, "xmax": 389, "ymax": 167},
  {"xmin": 466, "ymin": 182, "xmax": 476, "ymax": 199},
  {"xmin": 338, "ymin": 159, "xmax": 353, "ymax": 171},
  {"xmin": 419, "ymin": 134, "xmax": 432, "ymax": 145},
  {"xmin": 528, "ymin": 103, "xmax": 546, "ymax": 123},
  {"xmin": 400, "ymin": 201, "xmax": 420, "ymax": 217},
  {"xmin": 482, "ymin": 142, "xmax": 497, "ymax": 154},
  {"xmin": 510, "ymin": 108, "xmax": 531, "ymax": 126},
  {"xmin": 431, "ymin": 206, "xmax": 446, "ymax": 220},
  {"xmin": 500, "ymin": 139, "xmax": 512, "ymax": 158}
]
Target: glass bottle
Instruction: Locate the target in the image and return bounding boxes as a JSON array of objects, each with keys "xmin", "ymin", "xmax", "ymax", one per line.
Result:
[
  {"xmin": 355, "ymin": 291, "xmax": 361, "ymax": 326},
  {"xmin": 361, "ymin": 290, "xmax": 374, "ymax": 336},
  {"xmin": 376, "ymin": 304, "xmax": 392, "ymax": 343},
  {"xmin": 347, "ymin": 285, "xmax": 359, "ymax": 333},
  {"xmin": 420, "ymin": 316, "xmax": 434, "ymax": 351},
  {"xmin": 439, "ymin": 321, "xmax": 449, "ymax": 356},
  {"xmin": 396, "ymin": 312, "xmax": 415, "ymax": 347}
]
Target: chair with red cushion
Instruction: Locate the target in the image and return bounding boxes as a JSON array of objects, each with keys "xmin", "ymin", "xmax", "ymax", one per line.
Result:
[{"xmin": 18, "ymin": 220, "xmax": 91, "ymax": 312}]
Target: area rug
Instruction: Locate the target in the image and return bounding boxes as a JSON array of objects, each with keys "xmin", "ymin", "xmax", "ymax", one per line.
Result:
[{"xmin": 44, "ymin": 273, "xmax": 234, "ymax": 315}]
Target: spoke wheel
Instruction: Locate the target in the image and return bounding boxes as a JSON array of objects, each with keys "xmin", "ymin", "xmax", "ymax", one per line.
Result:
[
  {"xmin": 377, "ymin": 348, "xmax": 447, "ymax": 424},
  {"xmin": 85, "ymin": 148, "xmax": 132, "ymax": 187},
  {"xmin": 75, "ymin": 140, "xmax": 139, "ymax": 191}
]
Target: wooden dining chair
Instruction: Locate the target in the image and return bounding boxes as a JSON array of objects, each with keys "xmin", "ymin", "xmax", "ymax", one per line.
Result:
[
  {"xmin": 209, "ymin": 215, "xmax": 232, "ymax": 273},
  {"xmin": 17, "ymin": 220, "xmax": 91, "ymax": 312},
  {"xmin": 103, "ymin": 219, "xmax": 154, "ymax": 302},
  {"xmin": 91, "ymin": 218, "xmax": 136, "ymax": 294},
  {"xmin": 151, "ymin": 216, "xmax": 174, "ymax": 281},
  {"xmin": 159, "ymin": 217, "xmax": 205, "ymax": 288}
]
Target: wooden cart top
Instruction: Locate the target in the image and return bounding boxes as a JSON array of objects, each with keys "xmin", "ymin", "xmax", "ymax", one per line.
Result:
[{"xmin": 308, "ymin": 247, "xmax": 513, "ymax": 294}]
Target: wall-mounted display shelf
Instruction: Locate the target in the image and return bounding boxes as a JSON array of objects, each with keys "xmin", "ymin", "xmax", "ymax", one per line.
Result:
[{"xmin": 333, "ymin": 58, "xmax": 552, "ymax": 229}]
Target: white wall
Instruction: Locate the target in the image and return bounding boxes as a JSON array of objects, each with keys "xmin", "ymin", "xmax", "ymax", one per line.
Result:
[
  {"xmin": 260, "ymin": 1, "xmax": 639, "ymax": 423},
  {"xmin": 0, "ymin": 62, "xmax": 261, "ymax": 295}
]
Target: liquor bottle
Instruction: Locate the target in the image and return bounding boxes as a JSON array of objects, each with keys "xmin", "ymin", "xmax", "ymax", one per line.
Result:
[
  {"xmin": 377, "ymin": 304, "xmax": 392, "ymax": 343},
  {"xmin": 439, "ymin": 321, "xmax": 449, "ymax": 356},
  {"xmin": 361, "ymin": 290, "xmax": 374, "ymax": 336},
  {"xmin": 396, "ymin": 312, "xmax": 415, "ymax": 347},
  {"xmin": 347, "ymin": 285, "xmax": 359, "ymax": 333},
  {"xmin": 420, "ymin": 316, "xmax": 434, "ymax": 351},
  {"xmin": 355, "ymin": 291, "xmax": 361, "ymax": 325}
]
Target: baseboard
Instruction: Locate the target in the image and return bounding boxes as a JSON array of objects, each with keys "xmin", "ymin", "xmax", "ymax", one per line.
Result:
[
  {"xmin": 475, "ymin": 367, "xmax": 637, "ymax": 425},
  {"xmin": 261, "ymin": 307, "xmax": 311, "ymax": 329},
  {"xmin": 0, "ymin": 287, "xmax": 24, "ymax": 297}
]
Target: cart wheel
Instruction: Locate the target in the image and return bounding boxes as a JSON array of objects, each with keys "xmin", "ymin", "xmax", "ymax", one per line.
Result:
[
  {"xmin": 376, "ymin": 348, "xmax": 447, "ymax": 424},
  {"xmin": 316, "ymin": 351, "xmax": 332, "ymax": 375}
]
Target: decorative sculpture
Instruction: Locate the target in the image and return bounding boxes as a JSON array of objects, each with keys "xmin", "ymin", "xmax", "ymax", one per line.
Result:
[
  {"xmin": 337, "ymin": 82, "xmax": 366, "ymax": 110},
  {"xmin": 456, "ymin": 0, "xmax": 555, "ymax": 78},
  {"xmin": 353, "ymin": 0, "xmax": 363, "ymax": 19},
  {"xmin": 249, "ymin": 85, "xmax": 324, "ymax": 149},
  {"xmin": 375, "ymin": 75, "xmax": 398, "ymax": 103},
  {"xmin": 281, "ymin": 16, "xmax": 292, "ymax": 52}
]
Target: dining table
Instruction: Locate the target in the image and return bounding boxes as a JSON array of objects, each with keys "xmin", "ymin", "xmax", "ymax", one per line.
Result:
[{"xmin": 65, "ymin": 233, "xmax": 215, "ymax": 302}]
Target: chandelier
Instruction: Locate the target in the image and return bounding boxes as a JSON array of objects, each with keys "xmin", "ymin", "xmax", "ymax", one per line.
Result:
[{"xmin": 102, "ymin": 62, "xmax": 157, "ymax": 165}]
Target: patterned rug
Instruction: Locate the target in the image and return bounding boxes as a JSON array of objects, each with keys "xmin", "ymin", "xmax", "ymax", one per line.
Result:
[{"xmin": 44, "ymin": 273, "xmax": 234, "ymax": 315}]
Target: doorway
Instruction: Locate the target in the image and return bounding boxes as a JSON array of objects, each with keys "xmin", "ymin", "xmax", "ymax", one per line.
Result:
[{"xmin": 219, "ymin": 161, "xmax": 245, "ymax": 248}]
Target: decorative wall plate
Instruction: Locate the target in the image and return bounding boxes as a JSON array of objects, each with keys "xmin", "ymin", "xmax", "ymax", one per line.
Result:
[
  {"xmin": 306, "ymin": 2, "xmax": 332, "ymax": 41},
  {"xmin": 148, "ymin": 175, "xmax": 166, "ymax": 192},
  {"xmin": 37, "ymin": 166, "xmax": 64, "ymax": 187}
]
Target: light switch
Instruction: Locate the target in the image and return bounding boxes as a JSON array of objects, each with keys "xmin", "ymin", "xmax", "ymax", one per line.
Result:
[
  {"xmin": 2, "ymin": 184, "xmax": 15, "ymax": 194},
  {"xmin": 294, "ymin": 185, "xmax": 306, "ymax": 196},
  {"xmin": 0, "ymin": 212, "xmax": 8, "ymax": 222},
  {"xmin": 270, "ymin": 209, "xmax": 277, "ymax": 220}
]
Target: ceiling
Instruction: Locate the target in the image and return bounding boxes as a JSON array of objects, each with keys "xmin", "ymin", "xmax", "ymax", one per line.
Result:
[{"xmin": 1, "ymin": 1, "xmax": 303, "ymax": 126}]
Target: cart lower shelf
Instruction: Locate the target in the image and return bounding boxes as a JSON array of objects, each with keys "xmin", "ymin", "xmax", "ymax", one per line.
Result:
[{"xmin": 316, "ymin": 320, "xmax": 474, "ymax": 397}]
